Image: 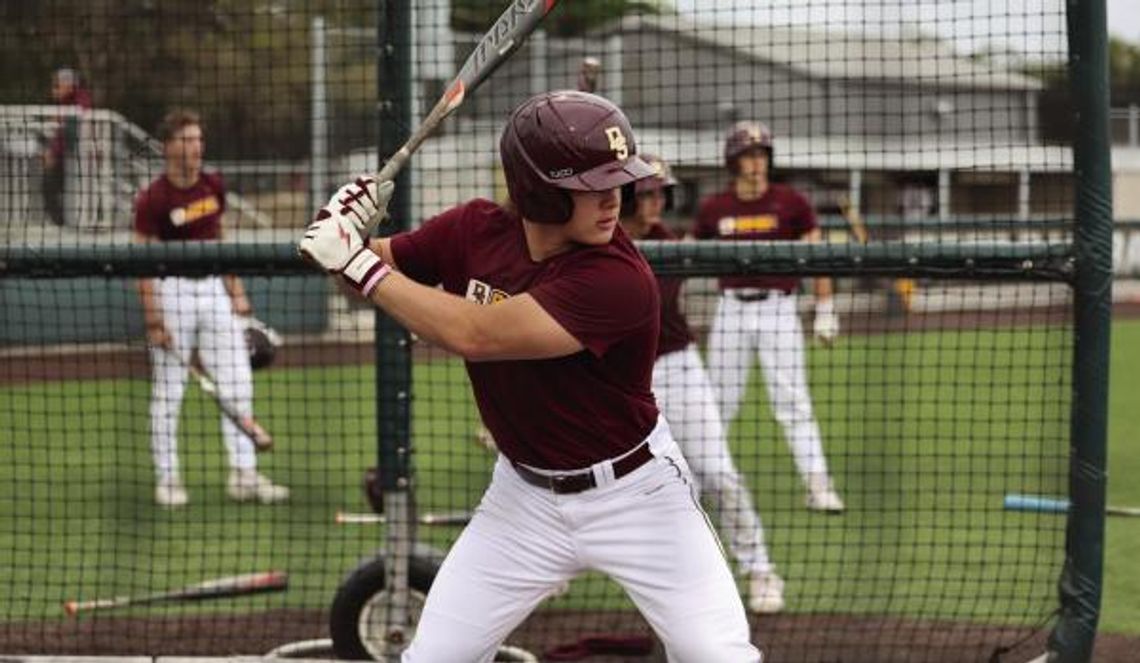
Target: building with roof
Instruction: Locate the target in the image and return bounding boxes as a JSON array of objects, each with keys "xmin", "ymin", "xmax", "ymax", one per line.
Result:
[{"xmin": 399, "ymin": 13, "xmax": 1074, "ymax": 227}]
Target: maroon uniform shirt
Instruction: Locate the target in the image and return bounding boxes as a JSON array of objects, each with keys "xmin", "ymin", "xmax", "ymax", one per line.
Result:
[
  {"xmin": 134, "ymin": 173, "xmax": 226, "ymax": 241},
  {"xmin": 644, "ymin": 223, "xmax": 695, "ymax": 358},
  {"xmin": 692, "ymin": 183, "xmax": 816, "ymax": 292},
  {"xmin": 391, "ymin": 199, "xmax": 661, "ymax": 470}
]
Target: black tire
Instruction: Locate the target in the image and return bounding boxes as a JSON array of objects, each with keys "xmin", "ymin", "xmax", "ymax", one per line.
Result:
[{"xmin": 329, "ymin": 554, "xmax": 439, "ymax": 660}]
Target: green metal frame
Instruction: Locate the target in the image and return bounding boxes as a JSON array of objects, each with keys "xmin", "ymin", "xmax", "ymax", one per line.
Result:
[
  {"xmin": 375, "ymin": 0, "xmax": 414, "ymax": 494},
  {"xmin": 1050, "ymin": 1, "xmax": 1113, "ymax": 661},
  {"xmin": 0, "ymin": 241, "xmax": 1074, "ymax": 280}
]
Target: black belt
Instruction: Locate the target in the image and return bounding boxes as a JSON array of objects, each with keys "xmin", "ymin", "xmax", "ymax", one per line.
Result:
[
  {"xmin": 512, "ymin": 442, "xmax": 655, "ymax": 494},
  {"xmin": 727, "ymin": 289, "xmax": 788, "ymax": 302}
]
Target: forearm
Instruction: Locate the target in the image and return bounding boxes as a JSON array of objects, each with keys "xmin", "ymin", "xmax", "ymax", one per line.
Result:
[
  {"xmin": 804, "ymin": 228, "xmax": 833, "ymax": 301},
  {"xmin": 137, "ymin": 279, "xmax": 163, "ymax": 325},
  {"xmin": 224, "ymin": 275, "xmax": 251, "ymax": 314},
  {"xmin": 365, "ymin": 272, "xmax": 483, "ymax": 357},
  {"xmin": 360, "ymin": 236, "xmax": 476, "ymax": 352}
]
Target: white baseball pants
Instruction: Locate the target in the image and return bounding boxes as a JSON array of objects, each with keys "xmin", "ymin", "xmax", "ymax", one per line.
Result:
[
  {"xmin": 653, "ymin": 344, "xmax": 774, "ymax": 576},
  {"xmin": 402, "ymin": 417, "xmax": 761, "ymax": 663},
  {"xmin": 148, "ymin": 276, "xmax": 256, "ymax": 480},
  {"xmin": 706, "ymin": 292, "xmax": 830, "ymax": 479}
]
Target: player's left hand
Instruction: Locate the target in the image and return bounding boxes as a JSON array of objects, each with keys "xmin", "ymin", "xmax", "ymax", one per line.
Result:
[
  {"xmin": 328, "ymin": 176, "xmax": 395, "ymax": 234},
  {"xmin": 813, "ymin": 299, "xmax": 840, "ymax": 345}
]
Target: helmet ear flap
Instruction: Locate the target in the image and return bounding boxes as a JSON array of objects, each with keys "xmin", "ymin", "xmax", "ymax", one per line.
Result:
[{"xmin": 517, "ymin": 188, "xmax": 574, "ymax": 224}]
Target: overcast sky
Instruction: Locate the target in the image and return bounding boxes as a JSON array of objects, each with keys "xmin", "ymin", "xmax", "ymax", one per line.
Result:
[{"xmin": 675, "ymin": 0, "xmax": 1140, "ymax": 56}]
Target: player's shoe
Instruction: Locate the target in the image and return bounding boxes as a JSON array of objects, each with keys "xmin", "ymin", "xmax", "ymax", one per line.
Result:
[
  {"xmin": 227, "ymin": 469, "xmax": 290, "ymax": 504},
  {"xmin": 747, "ymin": 571, "xmax": 786, "ymax": 614},
  {"xmin": 805, "ymin": 473, "xmax": 845, "ymax": 513},
  {"xmin": 155, "ymin": 475, "xmax": 188, "ymax": 507}
]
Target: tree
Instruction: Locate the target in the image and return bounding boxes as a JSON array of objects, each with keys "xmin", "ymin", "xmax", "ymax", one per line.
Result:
[{"xmin": 1109, "ymin": 36, "xmax": 1140, "ymax": 103}]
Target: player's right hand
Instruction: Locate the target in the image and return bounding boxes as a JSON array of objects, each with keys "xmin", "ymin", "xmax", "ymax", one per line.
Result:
[
  {"xmin": 146, "ymin": 321, "xmax": 172, "ymax": 349},
  {"xmin": 328, "ymin": 176, "xmax": 395, "ymax": 234},
  {"xmin": 812, "ymin": 299, "xmax": 840, "ymax": 345}
]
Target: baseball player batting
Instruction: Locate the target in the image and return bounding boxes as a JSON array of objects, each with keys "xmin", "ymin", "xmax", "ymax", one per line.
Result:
[
  {"xmin": 135, "ymin": 109, "xmax": 287, "ymax": 507},
  {"xmin": 693, "ymin": 121, "xmax": 845, "ymax": 513},
  {"xmin": 299, "ymin": 91, "xmax": 761, "ymax": 661}
]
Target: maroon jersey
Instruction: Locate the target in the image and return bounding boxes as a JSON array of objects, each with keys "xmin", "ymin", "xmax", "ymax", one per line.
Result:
[
  {"xmin": 644, "ymin": 223, "xmax": 694, "ymax": 358},
  {"xmin": 692, "ymin": 183, "xmax": 816, "ymax": 292},
  {"xmin": 133, "ymin": 173, "xmax": 226, "ymax": 241},
  {"xmin": 391, "ymin": 199, "xmax": 660, "ymax": 469}
]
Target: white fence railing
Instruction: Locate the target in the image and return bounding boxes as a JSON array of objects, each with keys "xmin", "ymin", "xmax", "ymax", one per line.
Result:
[
  {"xmin": 0, "ymin": 105, "xmax": 142, "ymax": 230},
  {"xmin": 0, "ymin": 105, "xmax": 275, "ymax": 232}
]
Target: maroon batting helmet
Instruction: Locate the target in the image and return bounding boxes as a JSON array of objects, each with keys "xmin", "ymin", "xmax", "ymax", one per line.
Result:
[
  {"xmin": 724, "ymin": 121, "xmax": 774, "ymax": 172},
  {"xmin": 500, "ymin": 90, "xmax": 655, "ymax": 224},
  {"xmin": 634, "ymin": 153, "xmax": 677, "ymax": 194},
  {"xmin": 622, "ymin": 153, "xmax": 677, "ymax": 215}
]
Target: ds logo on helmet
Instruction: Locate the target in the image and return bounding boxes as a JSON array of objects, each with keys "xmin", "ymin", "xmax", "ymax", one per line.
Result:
[{"xmin": 605, "ymin": 127, "xmax": 628, "ymax": 159}]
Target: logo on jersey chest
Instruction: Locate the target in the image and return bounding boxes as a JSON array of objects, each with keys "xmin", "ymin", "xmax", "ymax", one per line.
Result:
[
  {"xmin": 465, "ymin": 279, "xmax": 510, "ymax": 305},
  {"xmin": 170, "ymin": 194, "xmax": 220, "ymax": 226},
  {"xmin": 718, "ymin": 214, "xmax": 778, "ymax": 236}
]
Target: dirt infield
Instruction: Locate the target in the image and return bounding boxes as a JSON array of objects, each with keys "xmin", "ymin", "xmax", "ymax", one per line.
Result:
[{"xmin": 1, "ymin": 610, "xmax": 1137, "ymax": 662}]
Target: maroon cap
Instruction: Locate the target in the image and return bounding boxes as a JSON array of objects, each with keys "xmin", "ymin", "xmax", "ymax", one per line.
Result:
[
  {"xmin": 724, "ymin": 120, "xmax": 774, "ymax": 168},
  {"xmin": 500, "ymin": 90, "xmax": 655, "ymax": 224}
]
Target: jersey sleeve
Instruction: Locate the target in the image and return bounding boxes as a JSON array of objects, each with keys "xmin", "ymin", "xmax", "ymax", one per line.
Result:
[
  {"xmin": 791, "ymin": 189, "xmax": 818, "ymax": 236},
  {"xmin": 529, "ymin": 254, "xmax": 657, "ymax": 357},
  {"xmin": 692, "ymin": 198, "xmax": 718, "ymax": 239},
  {"xmin": 389, "ymin": 203, "xmax": 469, "ymax": 286},
  {"xmin": 205, "ymin": 172, "xmax": 227, "ymax": 215},
  {"xmin": 133, "ymin": 186, "xmax": 159, "ymax": 237}
]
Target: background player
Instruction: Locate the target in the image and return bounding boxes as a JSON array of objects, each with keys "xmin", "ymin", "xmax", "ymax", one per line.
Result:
[
  {"xmin": 621, "ymin": 153, "xmax": 785, "ymax": 614},
  {"xmin": 136, "ymin": 108, "xmax": 288, "ymax": 507},
  {"xmin": 300, "ymin": 91, "xmax": 761, "ymax": 662},
  {"xmin": 693, "ymin": 121, "xmax": 845, "ymax": 513},
  {"xmin": 41, "ymin": 67, "xmax": 91, "ymax": 227}
]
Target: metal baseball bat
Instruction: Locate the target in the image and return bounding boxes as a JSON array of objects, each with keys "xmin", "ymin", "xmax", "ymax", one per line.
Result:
[
  {"xmin": 1003, "ymin": 493, "xmax": 1140, "ymax": 517},
  {"xmin": 374, "ymin": 0, "xmax": 560, "ymax": 185},
  {"xmin": 63, "ymin": 571, "xmax": 288, "ymax": 616},
  {"xmin": 168, "ymin": 350, "xmax": 273, "ymax": 452},
  {"xmin": 838, "ymin": 198, "xmax": 869, "ymax": 244}
]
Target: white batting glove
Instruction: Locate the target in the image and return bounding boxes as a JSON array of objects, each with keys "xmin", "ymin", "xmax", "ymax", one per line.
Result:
[
  {"xmin": 329, "ymin": 176, "xmax": 395, "ymax": 234},
  {"xmin": 813, "ymin": 299, "xmax": 840, "ymax": 345},
  {"xmin": 298, "ymin": 209, "xmax": 390, "ymax": 297}
]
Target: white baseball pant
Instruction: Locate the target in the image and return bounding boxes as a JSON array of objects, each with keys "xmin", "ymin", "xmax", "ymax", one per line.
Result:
[
  {"xmin": 706, "ymin": 292, "xmax": 831, "ymax": 480},
  {"xmin": 653, "ymin": 344, "xmax": 774, "ymax": 576},
  {"xmin": 402, "ymin": 417, "xmax": 761, "ymax": 663},
  {"xmin": 148, "ymin": 276, "xmax": 257, "ymax": 480}
]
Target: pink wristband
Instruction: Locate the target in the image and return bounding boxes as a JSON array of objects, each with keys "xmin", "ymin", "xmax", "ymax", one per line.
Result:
[
  {"xmin": 359, "ymin": 262, "xmax": 393, "ymax": 296},
  {"xmin": 341, "ymin": 248, "xmax": 391, "ymax": 296}
]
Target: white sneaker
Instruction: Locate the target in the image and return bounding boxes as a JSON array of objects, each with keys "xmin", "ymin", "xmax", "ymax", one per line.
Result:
[
  {"xmin": 155, "ymin": 475, "xmax": 188, "ymax": 507},
  {"xmin": 748, "ymin": 571, "xmax": 786, "ymax": 614},
  {"xmin": 805, "ymin": 473, "xmax": 845, "ymax": 513},
  {"xmin": 227, "ymin": 469, "xmax": 290, "ymax": 504}
]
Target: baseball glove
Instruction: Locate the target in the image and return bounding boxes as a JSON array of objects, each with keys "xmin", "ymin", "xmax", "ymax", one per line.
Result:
[{"xmin": 242, "ymin": 316, "xmax": 282, "ymax": 370}]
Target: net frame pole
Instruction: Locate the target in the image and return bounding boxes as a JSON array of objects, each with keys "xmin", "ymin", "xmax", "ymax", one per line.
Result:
[
  {"xmin": 1051, "ymin": 1, "xmax": 1113, "ymax": 660},
  {"xmin": 375, "ymin": 0, "xmax": 417, "ymax": 653}
]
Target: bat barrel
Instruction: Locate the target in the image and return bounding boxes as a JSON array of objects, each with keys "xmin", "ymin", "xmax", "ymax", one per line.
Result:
[{"xmin": 1003, "ymin": 494, "xmax": 1070, "ymax": 513}]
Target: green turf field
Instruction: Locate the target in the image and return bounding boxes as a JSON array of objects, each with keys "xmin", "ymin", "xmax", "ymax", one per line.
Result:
[{"xmin": 0, "ymin": 320, "xmax": 1135, "ymax": 635}]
